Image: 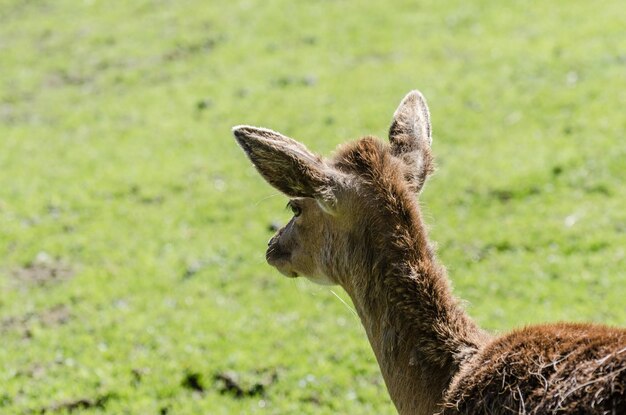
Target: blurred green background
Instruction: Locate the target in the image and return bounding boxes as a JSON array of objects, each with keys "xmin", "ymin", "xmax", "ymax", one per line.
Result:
[{"xmin": 1, "ymin": 0, "xmax": 624, "ymax": 413}]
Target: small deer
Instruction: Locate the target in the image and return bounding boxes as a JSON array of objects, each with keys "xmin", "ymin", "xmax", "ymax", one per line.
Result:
[{"xmin": 233, "ymin": 91, "xmax": 626, "ymax": 414}]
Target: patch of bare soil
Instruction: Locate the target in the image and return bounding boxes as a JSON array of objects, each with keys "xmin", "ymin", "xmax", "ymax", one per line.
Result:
[
  {"xmin": 180, "ymin": 368, "xmax": 279, "ymax": 398},
  {"xmin": 14, "ymin": 363, "xmax": 47, "ymax": 380},
  {"xmin": 39, "ymin": 393, "xmax": 115, "ymax": 413},
  {"xmin": 12, "ymin": 252, "xmax": 74, "ymax": 285},
  {"xmin": 213, "ymin": 369, "xmax": 279, "ymax": 398},
  {"xmin": 1, "ymin": 304, "xmax": 71, "ymax": 337}
]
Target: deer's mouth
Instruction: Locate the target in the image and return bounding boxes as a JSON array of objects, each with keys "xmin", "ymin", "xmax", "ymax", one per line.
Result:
[{"xmin": 266, "ymin": 246, "xmax": 297, "ymax": 278}]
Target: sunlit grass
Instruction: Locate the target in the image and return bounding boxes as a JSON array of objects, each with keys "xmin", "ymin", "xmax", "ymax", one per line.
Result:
[{"xmin": 0, "ymin": 0, "xmax": 624, "ymax": 412}]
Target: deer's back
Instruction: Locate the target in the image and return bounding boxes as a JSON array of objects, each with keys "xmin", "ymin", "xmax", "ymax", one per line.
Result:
[{"xmin": 442, "ymin": 323, "xmax": 626, "ymax": 414}]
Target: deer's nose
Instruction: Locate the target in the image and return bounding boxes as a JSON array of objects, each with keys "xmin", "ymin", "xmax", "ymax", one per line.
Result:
[
  {"xmin": 268, "ymin": 226, "xmax": 284, "ymax": 246},
  {"xmin": 268, "ymin": 234, "xmax": 278, "ymax": 247}
]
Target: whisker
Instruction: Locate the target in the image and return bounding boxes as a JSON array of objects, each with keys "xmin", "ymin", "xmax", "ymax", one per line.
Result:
[
  {"xmin": 330, "ymin": 289, "xmax": 359, "ymax": 319},
  {"xmin": 254, "ymin": 192, "xmax": 283, "ymax": 206}
]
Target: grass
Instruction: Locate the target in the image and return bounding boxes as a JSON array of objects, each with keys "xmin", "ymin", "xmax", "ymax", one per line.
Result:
[{"xmin": 0, "ymin": 0, "xmax": 624, "ymax": 413}]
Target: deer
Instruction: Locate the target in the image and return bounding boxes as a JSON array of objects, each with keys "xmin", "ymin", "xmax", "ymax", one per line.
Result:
[{"xmin": 232, "ymin": 90, "xmax": 626, "ymax": 414}]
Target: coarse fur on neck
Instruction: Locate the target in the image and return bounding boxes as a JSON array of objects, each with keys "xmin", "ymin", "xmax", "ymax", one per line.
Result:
[{"xmin": 330, "ymin": 137, "xmax": 489, "ymax": 414}]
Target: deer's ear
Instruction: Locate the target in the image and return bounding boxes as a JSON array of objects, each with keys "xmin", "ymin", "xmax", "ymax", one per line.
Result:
[
  {"xmin": 233, "ymin": 125, "xmax": 336, "ymax": 202},
  {"xmin": 388, "ymin": 90, "xmax": 434, "ymax": 193}
]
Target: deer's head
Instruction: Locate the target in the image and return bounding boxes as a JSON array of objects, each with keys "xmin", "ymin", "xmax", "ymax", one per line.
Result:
[{"xmin": 233, "ymin": 90, "xmax": 434, "ymax": 287}]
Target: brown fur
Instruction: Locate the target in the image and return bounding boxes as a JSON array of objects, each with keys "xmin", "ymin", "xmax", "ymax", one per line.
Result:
[
  {"xmin": 445, "ymin": 323, "xmax": 626, "ymax": 414},
  {"xmin": 233, "ymin": 90, "xmax": 626, "ymax": 414}
]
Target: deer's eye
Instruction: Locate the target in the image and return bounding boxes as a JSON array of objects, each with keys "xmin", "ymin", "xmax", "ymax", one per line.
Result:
[
  {"xmin": 291, "ymin": 204, "xmax": 302, "ymax": 217},
  {"xmin": 287, "ymin": 201, "xmax": 302, "ymax": 217}
]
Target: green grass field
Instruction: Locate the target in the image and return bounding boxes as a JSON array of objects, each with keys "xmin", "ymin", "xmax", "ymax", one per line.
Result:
[{"xmin": 1, "ymin": 1, "xmax": 624, "ymax": 413}]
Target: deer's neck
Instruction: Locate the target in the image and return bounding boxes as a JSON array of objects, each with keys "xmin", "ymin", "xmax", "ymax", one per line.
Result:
[{"xmin": 341, "ymin": 213, "xmax": 489, "ymax": 414}]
